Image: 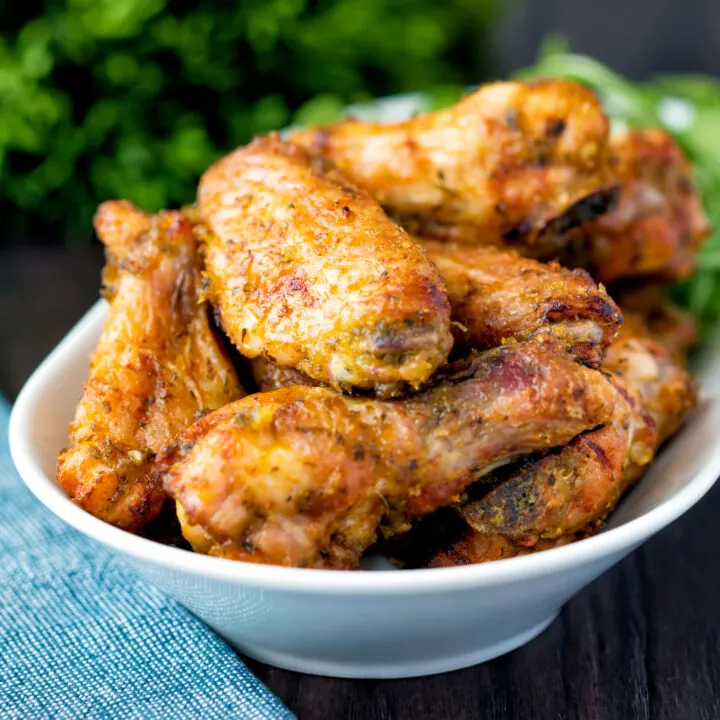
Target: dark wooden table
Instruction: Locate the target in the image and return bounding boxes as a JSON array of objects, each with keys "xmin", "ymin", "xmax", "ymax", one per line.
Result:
[{"xmin": 3, "ymin": 245, "xmax": 719, "ymax": 720}]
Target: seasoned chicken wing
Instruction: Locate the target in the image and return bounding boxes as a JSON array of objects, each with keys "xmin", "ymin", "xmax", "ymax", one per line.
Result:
[
  {"xmin": 567, "ymin": 129, "xmax": 711, "ymax": 283},
  {"xmin": 422, "ymin": 333, "xmax": 695, "ymax": 567},
  {"xmin": 57, "ymin": 201, "xmax": 244, "ymax": 531},
  {"xmin": 197, "ymin": 135, "xmax": 452, "ymax": 395},
  {"xmin": 292, "ymin": 79, "xmax": 617, "ymax": 255},
  {"xmin": 163, "ymin": 338, "xmax": 623, "ymax": 568},
  {"xmin": 421, "ymin": 239, "xmax": 622, "ymax": 366},
  {"xmin": 396, "ymin": 511, "xmax": 585, "ymax": 567},
  {"xmin": 251, "ymin": 241, "xmax": 623, "ymax": 391},
  {"xmin": 459, "ymin": 425, "xmax": 631, "ymax": 546}
]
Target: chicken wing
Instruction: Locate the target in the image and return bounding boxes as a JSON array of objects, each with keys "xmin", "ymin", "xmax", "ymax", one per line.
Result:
[
  {"xmin": 251, "ymin": 241, "xmax": 623, "ymax": 391},
  {"xmin": 57, "ymin": 201, "xmax": 245, "ymax": 531},
  {"xmin": 604, "ymin": 335, "xmax": 696, "ymax": 446},
  {"xmin": 421, "ymin": 239, "xmax": 622, "ymax": 366},
  {"xmin": 566, "ymin": 129, "xmax": 711, "ymax": 283},
  {"xmin": 163, "ymin": 337, "xmax": 623, "ymax": 568},
  {"xmin": 292, "ymin": 79, "xmax": 617, "ymax": 255},
  {"xmin": 197, "ymin": 135, "xmax": 453, "ymax": 395},
  {"xmin": 421, "ymin": 333, "xmax": 695, "ymax": 567},
  {"xmin": 458, "ymin": 425, "xmax": 631, "ymax": 547}
]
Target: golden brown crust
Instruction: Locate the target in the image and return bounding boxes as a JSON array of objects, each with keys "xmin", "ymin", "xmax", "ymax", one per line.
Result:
[
  {"xmin": 197, "ymin": 135, "xmax": 453, "ymax": 393},
  {"xmin": 421, "ymin": 239, "xmax": 622, "ymax": 366},
  {"xmin": 426, "ymin": 526, "xmax": 587, "ymax": 567},
  {"xmin": 421, "ymin": 333, "xmax": 696, "ymax": 567},
  {"xmin": 292, "ymin": 79, "xmax": 616, "ymax": 255},
  {"xmin": 57, "ymin": 201, "xmax": 244, "ymax": 532},
  {"xmin": 459, "ymin": 425, "xmax": 629, "ymax": 545},
  {"xmin": 604, "ymin": 336, "xmax": 696, "ymax": 446},
  {"xmin": 252, "ymin": 240, "xmax": 624, "ymax": 389},
  {"xmin": 163, "ymin": 337, "xmax": 623, "ymax": 568},
  {"xmin": 573, "ymin": 129, "xmax": 711, "ymax": 283}
]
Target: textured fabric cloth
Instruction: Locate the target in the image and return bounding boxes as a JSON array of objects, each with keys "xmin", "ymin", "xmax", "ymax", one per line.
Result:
[{"xmin": 0, "ymin": 397, "xmax": 294, "ymax": 720}]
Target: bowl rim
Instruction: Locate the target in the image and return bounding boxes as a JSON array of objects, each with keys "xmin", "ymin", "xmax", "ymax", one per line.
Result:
[{"xmin": 10, "ymin": 300, "xmax": 720, "ymax": 596}]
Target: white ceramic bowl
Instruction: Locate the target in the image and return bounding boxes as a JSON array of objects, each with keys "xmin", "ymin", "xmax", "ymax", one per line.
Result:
[{"xmin": 9, "ymin": 300, "xmax": 720, "ymax": 678}]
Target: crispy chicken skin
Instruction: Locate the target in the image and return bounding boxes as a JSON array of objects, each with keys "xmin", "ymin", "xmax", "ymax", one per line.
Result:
[
  {"xmin": 572, "ymin": 129, "xmax": 711, "ymax": 283},
  {"xmin": 163, "ymin": 337, "xmax": 623, "ymax": 568},
  {"xmin": 197, "ymin": 135, "xmax": 453, "ymax": 395},
  {"xmin": 458, "ymin": 425, "xmax": 631, "ymax": 546},
  {"xmin": 604, "ymin": 335, "xmax": 696, "ymax": 445},
  {"xmin": 424, "ymin": 333, "xmax": 695, "ymax": 567},
  {"xmin": 57, "ymin": 201, "xmax": 244, "ymax": 531},
  {"xmin": 408, "ymin": 517, "xmax": 584, "ymax": 566},
  {"xmin": 421, "ymin": 239, "xmax": 622, "ymax": 366},
  {"xmin": 292, "ymin": 79, "xmax": 617, "ymax": 254},
  {"xmin": 252, "ymin": 241, "xmax": 623, "ymax": 391}
]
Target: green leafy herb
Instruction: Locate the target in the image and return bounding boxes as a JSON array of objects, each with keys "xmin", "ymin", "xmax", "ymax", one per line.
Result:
[{"xmin": 0, "ymin": 1, "xmax": 498, "ymax": 241}]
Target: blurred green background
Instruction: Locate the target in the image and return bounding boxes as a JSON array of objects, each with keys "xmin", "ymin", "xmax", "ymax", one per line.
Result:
[
  {"xmin": 0, "ymin": 0, "xmax": 498, "ymax": 242},
  {"xmin": 3, "ymin": 0, "xmax": 720, "ymax": 269}
]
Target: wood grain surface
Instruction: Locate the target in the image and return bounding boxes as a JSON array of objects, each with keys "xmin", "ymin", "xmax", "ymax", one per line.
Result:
[{"xmin": 3, "ymin": 245, "xmax": 719, "ymax": 720}]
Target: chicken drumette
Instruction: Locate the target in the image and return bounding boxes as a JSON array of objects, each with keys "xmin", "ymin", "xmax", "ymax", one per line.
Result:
[
  {"xmin": 421, "ymin": 330, "xmax": 696, "ymax": 567},
  {"xmin": 421, "ymin": 240, "xmax": 622, "ymax": 366},
  {"xmin": 163, "ymin": 337, "xmax": 624, "ymax": 568}
]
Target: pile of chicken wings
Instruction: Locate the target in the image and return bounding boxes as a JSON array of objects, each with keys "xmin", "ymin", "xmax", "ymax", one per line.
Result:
[{"xmin": 58, "ymin": 79, "xmax": 707, "ymax": 569}]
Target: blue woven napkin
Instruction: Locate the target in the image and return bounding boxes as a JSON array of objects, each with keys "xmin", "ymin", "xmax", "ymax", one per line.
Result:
[{"xmin": 0, "ymin": 397, "xmax": 294, "ymax": 720}]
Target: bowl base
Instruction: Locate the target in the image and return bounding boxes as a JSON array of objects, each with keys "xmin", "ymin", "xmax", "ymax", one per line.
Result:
[{"xmin": 235, "ymin": 612, "xmax": 559, "ymax": 679}]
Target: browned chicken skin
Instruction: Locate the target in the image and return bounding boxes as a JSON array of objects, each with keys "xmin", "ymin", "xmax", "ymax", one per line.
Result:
[
  {"xmin": 567, "ymin": 129, "xmax": 711, "ymax": 284},
  {"xmin": 292, "ymin": 79, "xmax": 617, "ymax": 255},
  {"xmin": 421, "ymin": 239, "xmax": 622, "ymax": 366},
  {"xmin": 408, "ymin": 518, "xmax": 585, "ymax": 566},
  {"xmin": 197, "ymin": 135, "xmax": 453, "ymax": 395},
  {"xmin": 605, "ymin": 334, "xmax": 696, "ymax": 446},
  {"xmin": 424, "ymin": 332, "xmax": 695, "ymax": 567},
  {"xmin": 163, "ymin": 337, "xmax": 624, "ymax": 569},
  {"xmin": 251, "ymin": 242, "xmax": 623, "ymax": 392},
  {"xmin": 55, "ymin": 71, "xmax": 705, "ymax": 575},
  {"xmin": 57, "ymin": 201, "xmax": 245, "ymax": 531},
  {"xmin": 459, "ymin": 425, "xmax": 631, "ymax": 546}
]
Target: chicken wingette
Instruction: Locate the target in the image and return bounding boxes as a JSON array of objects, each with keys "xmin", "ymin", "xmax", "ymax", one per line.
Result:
[
  {"xmin": 567, "ymin": 129, "xmax": 711, "ymax": 283},
  {"xmin": 421, "ymin": 240, "xmax": 622, "ymax": 366},
  {"xmin": 251, "ymin": 241, "xmax": 623, "ymax": 392},
  {"xmin": 423, "ymin": 332, "xmax": 695, "ymax": 567},
  {"xmin": 163, "ymin": 337, "xmax": 624, "ymax": 569},
  {"xmin": 197, "ymin": 135, "xmax": 453, "ymax": 396},
  {"xmin": 292, "ymin": 79, "xmax": 617, "ymax": 255},
  {"xmin": 57, "ymin": 201, "xmax": 245, "ymax": 531}
]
